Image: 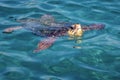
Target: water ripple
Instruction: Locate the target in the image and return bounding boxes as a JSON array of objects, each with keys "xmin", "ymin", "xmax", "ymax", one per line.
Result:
[{"xmin": 0, "ymin": 0, "xmax": 120, "ymax": 80}]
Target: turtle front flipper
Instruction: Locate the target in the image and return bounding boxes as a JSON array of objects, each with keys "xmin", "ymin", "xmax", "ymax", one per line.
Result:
[
  {"xmin": 33, "ymin": 37, "xmax": 56, "ymax": 53},
  {"xmin": 3, "ymin": 26, "xmax": 23, "ymax": 33},
  {"xmin": 82, "ymin": 24, "xmax": 105, "ymax": 31}
]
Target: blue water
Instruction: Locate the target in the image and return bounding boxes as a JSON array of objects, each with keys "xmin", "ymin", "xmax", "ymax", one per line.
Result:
[{"xmin": 0, "ymin": 0, "xmax": 120, "ymax": 80}]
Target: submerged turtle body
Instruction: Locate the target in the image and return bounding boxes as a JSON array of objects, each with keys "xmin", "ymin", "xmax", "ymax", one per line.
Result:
[
  {"xmin": 3, "ymin": 15, "xmax": 105, "ymax": 52},
  {"xmin": 18, "ymin": 15, "xmax": 73, "ymax": 37},
  {"xmin": 22, "ymin": 21, "xmax": 72, "ymax": 37}
]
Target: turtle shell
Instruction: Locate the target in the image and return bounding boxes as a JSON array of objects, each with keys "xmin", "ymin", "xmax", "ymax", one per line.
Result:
[{"xmin": 20, "ymin": 15, "xmax": 73, "ymax": 37}]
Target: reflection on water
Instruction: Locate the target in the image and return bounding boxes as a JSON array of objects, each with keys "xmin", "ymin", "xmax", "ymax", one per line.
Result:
[{"xmin": 0, "ymin": 0, "xmax": 120, "ymax": 80}]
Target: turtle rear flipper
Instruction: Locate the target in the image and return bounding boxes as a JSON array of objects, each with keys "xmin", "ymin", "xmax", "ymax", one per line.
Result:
[
  {"xmin": 33, "ymin": 37, "xmax": 56, "ymax": 53},
  {"xmin": 3, "ymin": 26, "xmax": 23, "ymax": 33}
]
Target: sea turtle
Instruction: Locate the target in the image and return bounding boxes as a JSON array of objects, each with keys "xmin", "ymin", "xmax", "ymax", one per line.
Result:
[{"xmin": 3, "ymin": 15, "xmax": 105, "ymax": 52}]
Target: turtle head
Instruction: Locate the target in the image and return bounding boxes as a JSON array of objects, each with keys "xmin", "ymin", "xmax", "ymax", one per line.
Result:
[{"xmin": 68, "ymin": 24, "xmax": 83, "ymax": 37}]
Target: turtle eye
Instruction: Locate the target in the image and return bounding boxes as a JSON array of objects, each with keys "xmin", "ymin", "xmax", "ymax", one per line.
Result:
[
  {"xmin": 68, "ymin": 24, "xmax": 75, "ymax": 29},
  {"xmin": 70, "ymin": 26, "xmax": 74, "ymax": 29}
]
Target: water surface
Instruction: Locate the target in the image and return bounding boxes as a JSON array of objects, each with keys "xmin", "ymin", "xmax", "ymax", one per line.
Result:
[{"xmin": 0, "ymin": 0, "xmax": 120, "ymax": 80}]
